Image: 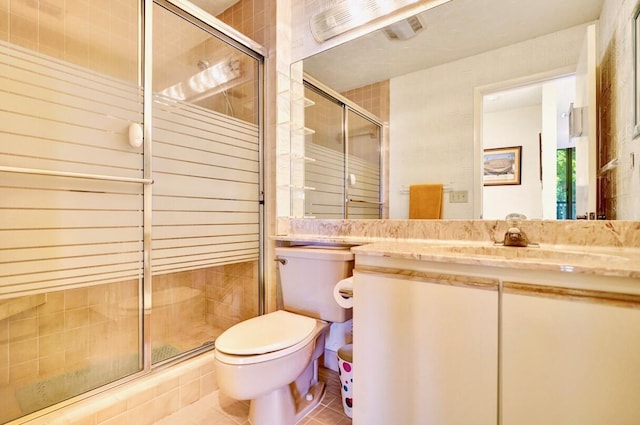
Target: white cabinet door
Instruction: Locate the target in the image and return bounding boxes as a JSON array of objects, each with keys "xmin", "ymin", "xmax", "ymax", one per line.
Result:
[
  {"xmin": 353, "ymin": 271, "xmax": 498, "ymax": 425},
  {"xmin": 502, "ymin": 288, "xmax": 640, "ymax": 425}
]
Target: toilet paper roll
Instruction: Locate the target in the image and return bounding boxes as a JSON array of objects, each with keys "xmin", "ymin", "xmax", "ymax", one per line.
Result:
[{"xmin": 333, "ymin": 276, "xmax": 354, "ymax": 309}]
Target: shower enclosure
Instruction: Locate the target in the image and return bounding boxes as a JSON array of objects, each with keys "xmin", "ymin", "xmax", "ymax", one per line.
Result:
[
  {"xmin": 0, "ymin": 1, "xmax": 263, "ymax": 422},
  {"xmin": 302, "ymin": 79, "xmax": 383, "ymax": 219}
]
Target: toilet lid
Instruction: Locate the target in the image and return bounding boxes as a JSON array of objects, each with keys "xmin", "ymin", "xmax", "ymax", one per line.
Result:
[{"xmin": 215, "ymin": 310, "xmax": 317, "ymax": 355}]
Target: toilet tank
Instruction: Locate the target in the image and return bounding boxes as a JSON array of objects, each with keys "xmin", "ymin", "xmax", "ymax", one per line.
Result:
[{"xmin": 275, "ymin": 246, "xmax": 354, "ymax": 323}]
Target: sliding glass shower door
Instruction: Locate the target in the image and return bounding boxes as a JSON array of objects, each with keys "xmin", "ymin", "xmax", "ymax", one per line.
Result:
[
  {"xmin": 303, "ymin": 86, "xmax": 346, "ymax": 218},
  {"xmin": 0, "ymin": 1, "xmax": 144, "ymax": 421},
  {"xmin": 0, "ymin": 1, "xmax": 263, "ymax": 421},
  {"xmin": 345, "ymin": 109, "xmax": 382, "ymax": 219},
  {"xmin": 303, "ymin": 82, "xmax": 382, "ymax": 219},
  {"xmin": 150, "ymin": 2, "xmax": 263, "ymax": 363}
]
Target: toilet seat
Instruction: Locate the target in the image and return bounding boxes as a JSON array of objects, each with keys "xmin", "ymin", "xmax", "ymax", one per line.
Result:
[{"xmin": 215, "ymin": 310, "xmax": 322, "ymax": 366}]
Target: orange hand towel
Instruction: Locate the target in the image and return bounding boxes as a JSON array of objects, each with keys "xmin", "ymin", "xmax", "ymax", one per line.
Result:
[{"xmin": 409, "ymin": 184, "xmax": 443, "ymax": 219}]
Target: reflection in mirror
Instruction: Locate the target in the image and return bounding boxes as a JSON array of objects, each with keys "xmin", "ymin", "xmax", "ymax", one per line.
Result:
[
  {"xmin": 296, "ymin": 0, "xmax": 606, "ymax": 220},
  {"xmin": 302, "ymin": 80, "xmax": 383, "ymax": 219},
  {"xmin": 481, "ymin": 77, "xmax": 577, "ymax": 220},
  {"xmin": 345, "ymin": 109, "xmax": 383, "ymax": 218},
  {"xmin": 303, "ymin": 85, "xmax": 345, "ymax": 218},
  {"xmin": 635, "ymin": 3, "xmax": 640, "ymax": 136}
]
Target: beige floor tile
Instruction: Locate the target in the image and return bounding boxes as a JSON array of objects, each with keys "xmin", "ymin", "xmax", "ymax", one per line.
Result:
[{"xmin": 154, "ymin": 368, "xmax": 351, "ymax": 424}]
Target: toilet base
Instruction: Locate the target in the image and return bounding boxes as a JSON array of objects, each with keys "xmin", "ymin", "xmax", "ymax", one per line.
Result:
[
  {"xmin": 295, "ymin": 381, "xmax": 326, "ymax": 422},
  {"xmin": 248, "ymin": 381, "xmax": 326, "ymax": 425}
]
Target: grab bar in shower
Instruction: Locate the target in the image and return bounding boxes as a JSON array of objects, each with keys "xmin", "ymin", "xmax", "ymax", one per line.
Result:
[{"xmin": 0, "ymin": 165, "xmax": 154, "ymax": 185}]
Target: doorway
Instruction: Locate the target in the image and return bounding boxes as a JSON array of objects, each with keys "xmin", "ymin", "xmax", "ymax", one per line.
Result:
[{"xmin": 479, "ymin": 74, "xmax": 577, "ymax": 220}]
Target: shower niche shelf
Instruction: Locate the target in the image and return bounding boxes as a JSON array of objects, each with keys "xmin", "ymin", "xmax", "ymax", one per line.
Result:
[
  {"xmin": 277, "ymin": 184, "xmax": 316, "ymax": 191},
  {"xmin": 279, "ymin": 153, "xmax": 316, "ymax": 163},
  {"xmin": 276, "ymin": 122, "xmax": 316, "ymax": 136}
]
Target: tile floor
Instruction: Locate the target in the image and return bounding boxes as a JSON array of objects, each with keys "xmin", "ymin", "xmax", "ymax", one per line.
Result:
[{"xmin": 156, "ymin": 367, "xmax": 352, "ymax": 425}]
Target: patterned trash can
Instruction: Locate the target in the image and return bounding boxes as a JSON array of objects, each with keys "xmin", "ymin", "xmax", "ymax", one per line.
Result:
[{"xmin": 337, "ymin": 344, "xmax": 353, "ymax": 418}]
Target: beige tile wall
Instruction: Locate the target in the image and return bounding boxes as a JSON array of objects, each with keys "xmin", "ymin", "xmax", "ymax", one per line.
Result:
[
  {"xmin": 597, "ymin": 0, "xmax": 640, "ymax": 220},
  {"xmin": 1, "ymin": 0, "xmax": 138, "ymax": 82},
  {"xmin": 304, "ymin": 80, "xmax": 390, "ymax": 152},
  {"xmin": 153, "ymin": 3, "xmax": 260, "ymax": 124},
  {"xmin": 1, "ymin": 281, "xmax": 139, "ymax": 384},
  {"xmin": 204, "ymin": 261, "xmax": 259, "ymax": 329},
  {"xmin": 150, "ymin": 262, "xmax": 259, "ymax": 351},
  {"xmin": 342, "ymin": 80, "xmax": 390, "ymax": 123},
  {"xmin": 217, "ymin": 0, "xmax": 270, "ymax": 46},
  {"xmin": 0, "ymin": 260, "xmax": 258, "ymax": 422},
  {"xmin": 211, "ymin": 0, "xmax": 272, "ymax": 126},
  {"xmin": 0, "ymin": 281, "xmax": 140, "ymax": 423}
]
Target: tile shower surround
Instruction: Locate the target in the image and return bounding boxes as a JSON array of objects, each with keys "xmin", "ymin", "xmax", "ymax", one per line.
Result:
[{"xmin": 0, "ymin": 261, "xmax": 257, "ymax": 424}]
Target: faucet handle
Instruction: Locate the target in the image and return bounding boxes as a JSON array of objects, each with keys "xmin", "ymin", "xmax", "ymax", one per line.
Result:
[
  {"xmin": 503, "ymin": 226, "xmax": 529, "ymax": 247},
  {"xmin": 505, "ymin": 212, "xmax": 527, "ymax": 220}
]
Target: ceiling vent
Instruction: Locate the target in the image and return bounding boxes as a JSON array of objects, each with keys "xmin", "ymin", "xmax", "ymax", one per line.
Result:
[{"xmin": 382, "ymin": 15, "xmax": 424, "ymax": 40}]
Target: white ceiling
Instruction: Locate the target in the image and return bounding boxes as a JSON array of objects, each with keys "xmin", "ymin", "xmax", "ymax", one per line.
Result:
[
  {"xmin": 189, "ymin": 0, "xmax": 239, "ymax": 16},
  {"xmin": 482, "ymin": 75, "xmax": 577, "ymax": 149},
  {"xmin": 303, "ymin": 0, "xmax": 605, "ymax": 93}
]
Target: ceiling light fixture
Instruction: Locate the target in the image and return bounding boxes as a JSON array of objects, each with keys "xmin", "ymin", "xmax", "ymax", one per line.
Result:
[
  {"xmin": 159, "ymin": 58, "xmax": 241, "ymax": 101},
  {"xmin": 310, "ymin": 0, "xmax": 423, "ymax": 42}
]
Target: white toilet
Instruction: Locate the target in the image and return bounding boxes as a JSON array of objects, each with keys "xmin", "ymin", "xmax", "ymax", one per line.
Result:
[{"xmin": 214, "ymin": 246, "xmax": 354, "ymax": 425}]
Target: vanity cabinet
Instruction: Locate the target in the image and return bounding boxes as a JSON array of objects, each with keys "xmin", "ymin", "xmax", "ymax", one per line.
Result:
[
  {"xmin": 352, "ymin": 251, "xmax": 640, "ymax": 425},
  {"xmin": 502, "ymin": 284, "xmax": 640, "ymax": 425},
  {"xmin": 353, "ymin": 269, "xmax": 499, "ymax": 425}
]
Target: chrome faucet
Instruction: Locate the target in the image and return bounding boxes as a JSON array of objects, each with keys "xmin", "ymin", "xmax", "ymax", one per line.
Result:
[
  {"xmin": 502, "ymin": 213, "xmax": 531, "ymax": 247},
  {"xmin": 503, "ymin": 225, "xmax": 529, "ymax": 247}
]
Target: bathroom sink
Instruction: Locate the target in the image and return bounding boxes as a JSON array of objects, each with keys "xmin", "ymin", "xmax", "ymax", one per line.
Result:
[{"xmin": 417, "ymin": 243, "xmax": 631, "ymax": 266}]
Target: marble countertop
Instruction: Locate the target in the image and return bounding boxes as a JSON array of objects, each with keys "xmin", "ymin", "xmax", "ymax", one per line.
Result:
[
  {"xmin": 350, "ymin": 240, "xmax": 640, "ymax": 279},
  {"xmin": 274, "ymin": 219, "xmax": 640, "ymax": 279}
]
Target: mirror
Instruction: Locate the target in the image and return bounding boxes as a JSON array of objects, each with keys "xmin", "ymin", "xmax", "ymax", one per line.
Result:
[
  {"xmin": 295, "ymin": 0, "xmax": 606, "ymax": 219},
  {"xmin": 481, "ymin": 76, "xmax": 577, "ymax": 220},
  {"xmin": 635, "ymin": 2, "xmax": 640, "ymax": 137}
]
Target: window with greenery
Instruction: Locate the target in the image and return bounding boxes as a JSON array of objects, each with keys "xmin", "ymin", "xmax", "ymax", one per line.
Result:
[{"xmin": 556, "ymin": 148, "xmax": 576, "ymax": 219}]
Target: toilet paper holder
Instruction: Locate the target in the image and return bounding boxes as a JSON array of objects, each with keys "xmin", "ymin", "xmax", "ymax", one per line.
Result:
[
  {"xmin": 338, "ymin": 288, "xmax": 353, "ymax": 298},
  {"xmin": 334, "ymin": 276, "xmax": 354, "ymax": 309}
]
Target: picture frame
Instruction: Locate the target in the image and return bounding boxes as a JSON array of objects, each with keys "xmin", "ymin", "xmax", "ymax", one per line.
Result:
[{"xmin": 483, "ymin": 146, "xmax": 522, "ymax": 186}]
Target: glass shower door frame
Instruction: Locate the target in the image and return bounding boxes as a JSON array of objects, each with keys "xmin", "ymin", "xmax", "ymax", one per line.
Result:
[
  {"xmin": 144, "ymin": 0, "xmax": 266, "ymax": 371},
  {"xmin": 344, "ymin": 107, "xmax": 383, "ymax": 219},
  {"xmin": 302, "ymin": 76, "xmax": 384, "ymax": 219}
]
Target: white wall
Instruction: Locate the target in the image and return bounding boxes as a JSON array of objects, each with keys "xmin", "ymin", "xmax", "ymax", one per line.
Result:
[
  {"xmin": 541, "ymin": 83, "xmax": 560, "ymax": 219},
  {"xmin": 389, "ymin": 23, "xmax": 591, "ymax": 219},
  {"xmin": 483, "ymin": 105, "xmax": 542, "ymax": 220}
]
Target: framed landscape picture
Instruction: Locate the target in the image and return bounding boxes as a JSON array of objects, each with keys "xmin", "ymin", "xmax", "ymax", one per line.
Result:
[{"xmin": 483, "ymin": 146, "xmax": 522, "ymax": 186}]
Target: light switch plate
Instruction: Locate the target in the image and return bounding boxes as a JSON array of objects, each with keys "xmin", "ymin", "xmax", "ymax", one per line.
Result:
[{"xmin": 449, "ymin": 190, "xmax": 468, "ymax": 203}]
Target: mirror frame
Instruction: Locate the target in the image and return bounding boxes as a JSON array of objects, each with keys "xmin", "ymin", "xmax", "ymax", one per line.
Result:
[{"xmin": 634, "ymin": 1, "xmax": 640, "ymax": 138}]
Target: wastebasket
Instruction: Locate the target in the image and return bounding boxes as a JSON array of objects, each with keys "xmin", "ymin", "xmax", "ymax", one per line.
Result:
[{"xmin": 337, "ymin": 344, "xmax": 353, "ymax": 418}]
